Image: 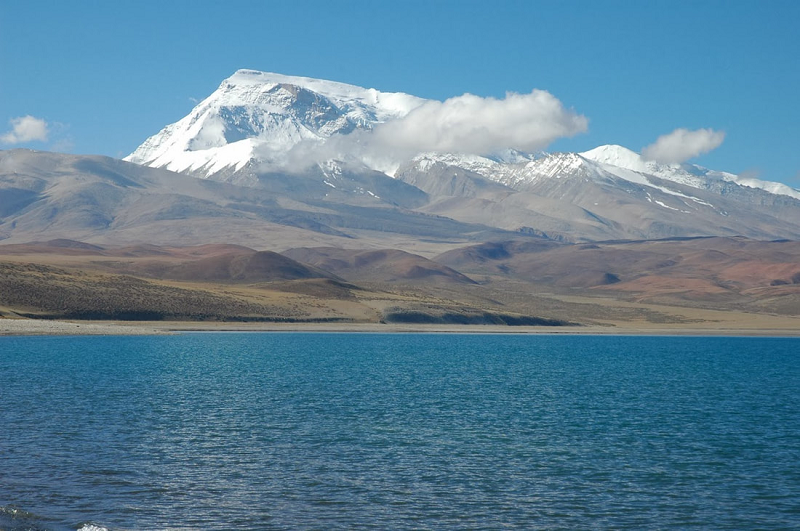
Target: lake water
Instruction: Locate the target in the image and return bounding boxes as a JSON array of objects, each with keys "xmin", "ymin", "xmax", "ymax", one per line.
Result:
[{"xmin": 1, "ymin": 333, "xmax": 798, "ymax": 529}]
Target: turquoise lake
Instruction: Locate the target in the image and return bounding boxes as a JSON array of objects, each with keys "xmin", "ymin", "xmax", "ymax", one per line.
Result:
[{"xmin": 1, "ymin": 333, "xmax": 798, "ymax": 529}]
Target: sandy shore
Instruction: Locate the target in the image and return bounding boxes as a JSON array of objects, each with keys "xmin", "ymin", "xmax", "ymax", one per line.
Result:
[
  {"xmin": 0, "ymin": 319, "xmax": 170, "ymax": 336},
  {"xmin": 147, "ymin": 321, "xmax": 800, "ymax": 336},
  {"xmin": 2, "ymin": 318, "xmax": 799, "ymax": 337}
]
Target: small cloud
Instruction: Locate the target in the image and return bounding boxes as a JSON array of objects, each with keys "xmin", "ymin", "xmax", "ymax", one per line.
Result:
[
  {"xmin": 189, "ymin": 97, "xmax": 199, "ymax": 105},
  {"xmin": 1, "ymin": 115, "xmax": 50, "ymax": 144},
  {"xmin": 642, "ymin": 128, "xmax": 725, "ymax": 164}
]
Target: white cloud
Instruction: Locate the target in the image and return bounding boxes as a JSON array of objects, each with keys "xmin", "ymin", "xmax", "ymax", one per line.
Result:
[
  {"xmin": 642, "ymin": 128, "xmax": 725, "ymax": 164},
  {"xmin": 368, "ymin": 90, "xmax": 588, "ymax": 156},
  {"xmin": 1, "ymin": 115, "xmax": 50, "ymax": 144},
  {"xmin": 271, "ymin": 90, "xmax": 588, "ymax": 173}
]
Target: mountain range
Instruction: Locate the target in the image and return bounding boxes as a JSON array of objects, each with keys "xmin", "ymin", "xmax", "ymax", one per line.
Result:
[
  {"xmin": 0, "ymin": 70, "xmax": 797, "ymax": 248},
  {"xmin": 1, "ymin": 70, "xmax": 800, "ymax": 327},
  {"xmin": 120, "ymin": 69, "xmax": 800, "ymax": 243}
]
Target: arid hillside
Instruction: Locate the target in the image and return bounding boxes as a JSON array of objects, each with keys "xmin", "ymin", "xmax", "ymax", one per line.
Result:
[
  {"xmin": 1, "ymin": 237, "xmax": 799, "ymax": 331},
  {"xmin": 0, "ymin": 240, "xmax": 568, "ymax": 326},
  {"xmin": 435, "ymin": 236, "xmax": 800, "ymax": 315}
]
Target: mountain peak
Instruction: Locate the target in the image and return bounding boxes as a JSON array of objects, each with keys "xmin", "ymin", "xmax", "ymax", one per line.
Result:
[
  {"xmin": 223, "ymin": 70, "xmax": 378, "ymax": 102},
  {"xmin": 580, "ymin": 144, "xmax": 647, "ymax": 172},
  {"xmin": 125, "ymin": 69, "xmax": 426, "ymax": 177},
  {"xmin": 214, "ymin": 69, "xmax": 426, "ymax": 123}
]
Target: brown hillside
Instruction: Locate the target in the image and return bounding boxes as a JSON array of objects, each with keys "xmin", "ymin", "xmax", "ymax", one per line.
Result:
[
  {"xmin": 433, "ymin": 236, "xmax": 800, "ymax": 313},
  {"xmin": 282, "ymin": 247, "xmax": 477, "ymax": 284},
  {"xmin": 166, "ymin": 250, "xmax": 333, "ymax": 283}
]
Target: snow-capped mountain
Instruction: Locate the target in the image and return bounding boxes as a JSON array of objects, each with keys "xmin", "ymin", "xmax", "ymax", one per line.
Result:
[
  {"xmin": 125, "ymin": 69, "xmax": 425, "ymax": 176},
  {"xmin": 123, "ymin": 69, "xmax": 800, "ymax": 242},
  {"xmin": 580, "ymin": 144, "xmax": 800, "ymax": 200},
  {"xmin": 406, "ymin": 145, "xmax": 800, "ymax": 202},
  {"xmin": 127, "ymin": 69, "xmax": 799, "ymax": 201}
]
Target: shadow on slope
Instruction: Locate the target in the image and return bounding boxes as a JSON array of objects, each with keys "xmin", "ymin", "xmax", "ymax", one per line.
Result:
[{"xmin": 282, "ymin": 247, "xmax": 477, "ymax": 284}]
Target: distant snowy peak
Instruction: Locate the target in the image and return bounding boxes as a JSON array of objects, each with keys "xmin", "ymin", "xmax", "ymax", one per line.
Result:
[
  {"xmin": 408, "ymin": 147, "xmax": 713, "ymax": 194},
  {"xmin": 581, "ymin": 145, "xmax": 706, "ymax": 188},
  {"xmin": 411, "ymin": 152, "xmax": 499, "ymax": 174},
  {"xmin": 729, "ymin": 173, "xmax": 800, "ymax": 200},
  {"xmin": 409, "ymin": 146, "xmax": 800, "ymax": 202},
  {"xmin": 406, "ymin": 151, "xmax": 607, "ymax": 190},
  {"xmin": 489, "ymin": 152, "xmax": 600, "ymax": 189},
  {"xmin": 581, "ymin": 144, "xmax": 646, "ymax": 171},
  {"xmin": 125, "ymin": 69, "xmax": 426, "ymax": 175},
  {"xmin": 580, "ymin": 144, "xmax": 800, "ymax": 200}
]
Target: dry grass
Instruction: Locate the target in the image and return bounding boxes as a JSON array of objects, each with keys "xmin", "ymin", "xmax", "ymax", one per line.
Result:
[{"xmin": 0, "ymin": 262, "xmax": 313, "ymax": 321}]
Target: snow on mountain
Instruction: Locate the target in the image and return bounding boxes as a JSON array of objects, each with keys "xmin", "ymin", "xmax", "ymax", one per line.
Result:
[
  {"xmin": 411, "ymin": 153, "xmax": 500, "ymax": 175},
  {"xmin": 513, "ymin": 152, "xmax": 719, "ymax": 210},
  {"xmin": 407, "ymin": 150, "xmax": 537, "ymax": 180},
  {"xmin": 399, "ymin": 143, "xmax": 800, "ymax": 204},
  {"xmin": 126, "ymin": 70, "xmax": 800, "ymax": 204},
  {"xmin": 581, "ymin": 144, "xmax": 716, "ymax": 188},
  {"xmin": 125, "ymin": 69, "xmax": 426, "ymax": 175},
  {"xmin": 722, "ymin": 173, "xmax": 800, "ymax": 200},
  {"xmin": 404, "ymin": 146, "xmax": 800, "ymax": 220},
  {"xmin": 581, "ymin": 144, "xmax": 800, "ymax": 200},
  {"xmin": 408, "ymin": 150, "xmax": 649, "ymax": 191}
]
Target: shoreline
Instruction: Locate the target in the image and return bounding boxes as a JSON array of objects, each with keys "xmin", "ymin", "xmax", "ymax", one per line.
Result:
[{"xmin": 2, "ymin": 318, "xmax": 800, "ymax": 337}]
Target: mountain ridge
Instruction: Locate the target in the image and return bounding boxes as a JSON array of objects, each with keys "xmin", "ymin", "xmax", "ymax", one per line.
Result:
[
  {"xmin": 3, "ymin": 71, "xmax": 800, "ymax": 246},
  {"xmin": 125, "ymin": 69, "xmax": 800, "ymax": 202}
]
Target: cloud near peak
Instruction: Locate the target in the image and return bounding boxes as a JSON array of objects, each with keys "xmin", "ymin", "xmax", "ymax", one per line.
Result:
[
  {"xmin": 1, "ymin": 115, "xmax": 50, "ymax": 145},
  {"xmin": 271, "ymin": 89, "xmax": 588, "ymax": 173},
  {"xmin": 642, "ymin": 128, "xmax": 725, "ymax": 164},
  {"xmin": 370, "ymin": 90, "xmax": 589, "ymax": 156}
]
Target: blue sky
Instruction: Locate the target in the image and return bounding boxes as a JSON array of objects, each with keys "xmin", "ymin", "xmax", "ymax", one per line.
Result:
[{"xmin": 1, "ymin": 0, "xmax": 798, "ymax": 185}]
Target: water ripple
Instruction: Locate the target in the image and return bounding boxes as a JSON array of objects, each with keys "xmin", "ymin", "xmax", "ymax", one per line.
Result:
[{"xmin": 1, "ymin": 334, "xmax": 798, "ymax": 529}]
